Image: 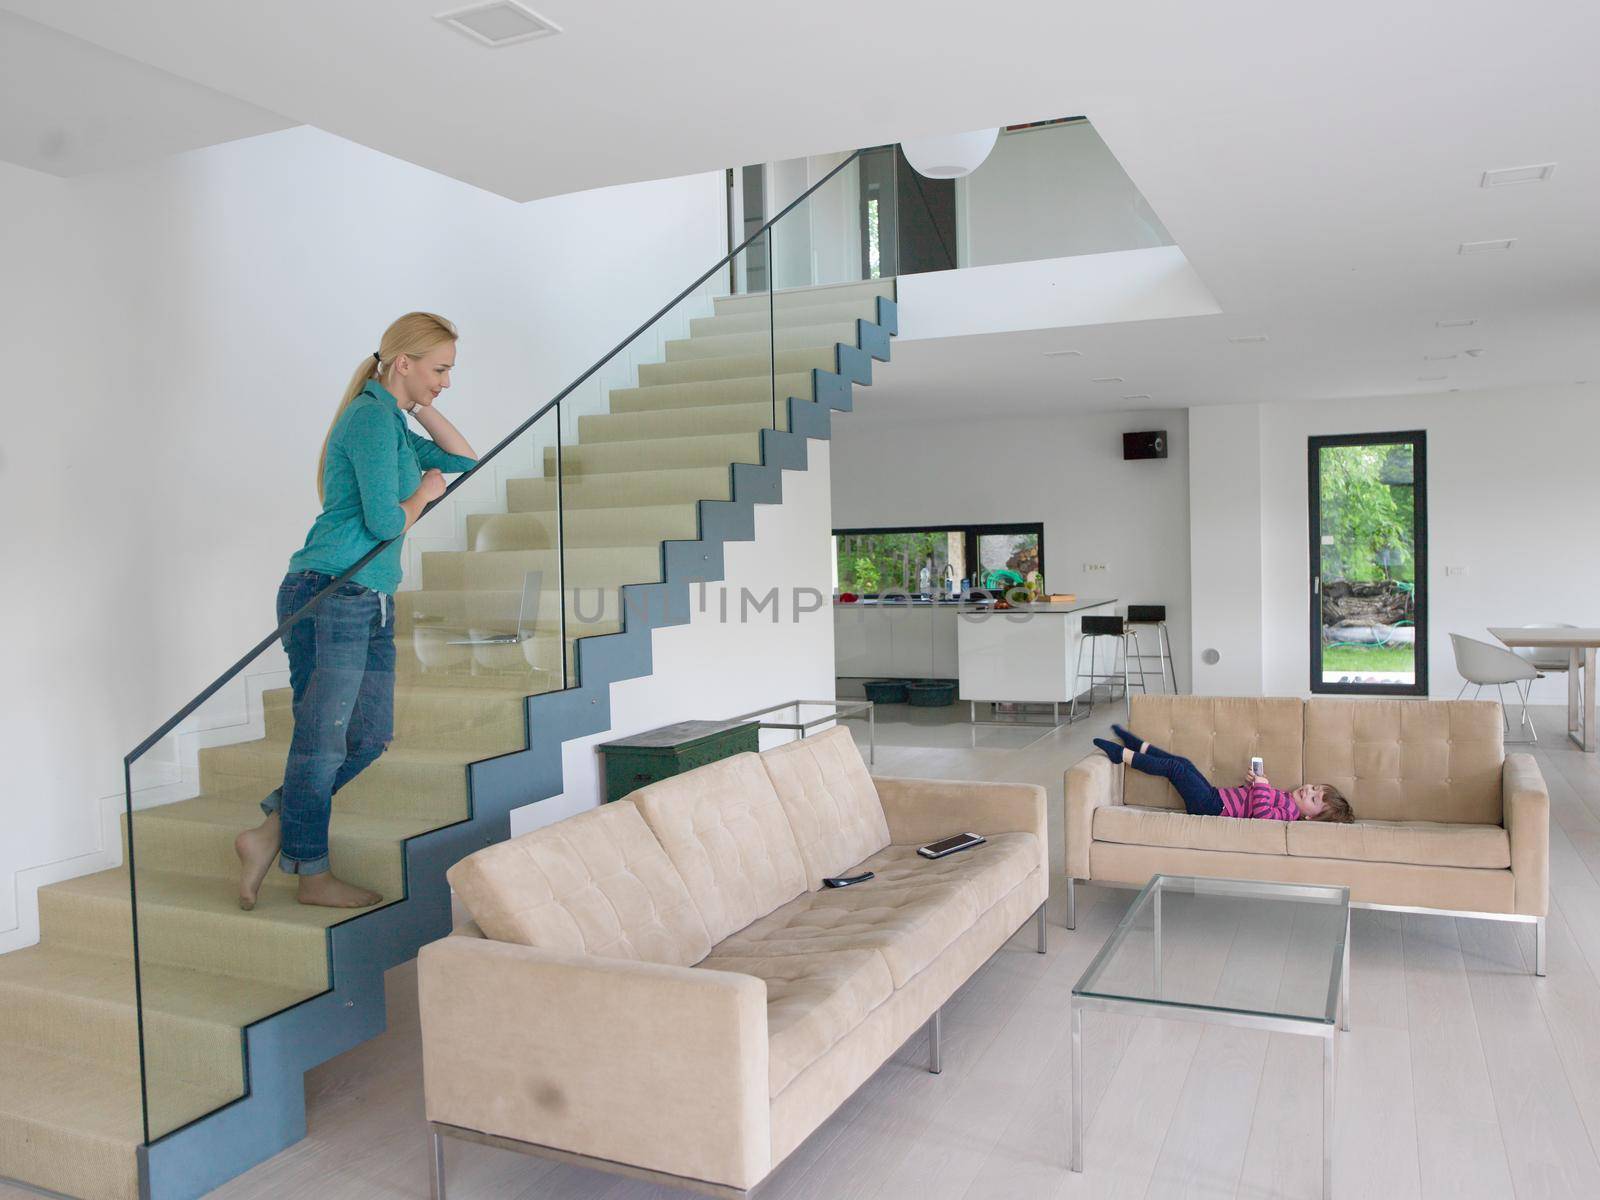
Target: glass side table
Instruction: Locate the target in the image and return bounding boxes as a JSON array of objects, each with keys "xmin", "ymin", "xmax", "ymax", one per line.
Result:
[
  {"xmin": 727, "ymin": 699, "xmax": 876, "ymax": 765},
  {"xmin": 1070, "ymin": 874, "xmax": 1350, "ymax": 1199}
]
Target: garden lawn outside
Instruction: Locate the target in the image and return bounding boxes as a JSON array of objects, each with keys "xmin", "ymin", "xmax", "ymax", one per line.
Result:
[{"xmin": 1322, "ymin": 643, "xmax": 1415, "ymax": 673}]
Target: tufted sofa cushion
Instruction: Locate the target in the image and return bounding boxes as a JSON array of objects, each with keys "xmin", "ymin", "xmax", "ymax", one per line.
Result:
[
  {"xmin": 1121, "ymin": 695, "xmax": 1306, "ymax": 810},
  {"xmin": 846, "ymin": 833, "xmax": 1041, "ymax": 915},
  {"xmin": 1303, "ymin": 699, "xmax": 1503, "ymax": 823},
  {"xmin": 446, "ymin": 801, "xmax": 711, "ymax": 965},
  {"xmin": 760, "ymin": 727, "xmax": 892, "ymax": 888},
  {"xmin": 631, "ymin": 753, "xmax": 809, "ymax": 944},
  {"xmin": 711, "ymin": 878, "xmax": 977, "ymax": 988},
  {"xmin": 1288, "ymin": 819, "xmax": 1510, "ymax": 869},
  {"xmin": 698, "ymin": 949, "xmax": 893, "ymax": 1095},
  {"xmin": 1095, "ymin": 805, "xmax": 1289, "ymax": 856}
]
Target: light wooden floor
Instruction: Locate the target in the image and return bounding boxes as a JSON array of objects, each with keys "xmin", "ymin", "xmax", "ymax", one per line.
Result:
[{"xmin": 11, "ymin": 702, "xmax": 1600, "ymax": 1200}]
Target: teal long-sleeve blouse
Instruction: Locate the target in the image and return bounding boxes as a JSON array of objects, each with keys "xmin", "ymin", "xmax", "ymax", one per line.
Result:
[{"xmin": 287, "ymin": 380, "xmax": 476, "ymax": 594}]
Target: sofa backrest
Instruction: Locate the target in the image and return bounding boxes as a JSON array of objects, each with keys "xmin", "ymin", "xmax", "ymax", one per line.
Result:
[
  {"xmin": 1303, "ymin": 698, "xmax": 1504, "ymax": 823},
  {"xmin": 1122, "ymin": 696, "xmax": 1307, "ymax": 810},
  {"xmin": 446, "ymin": 800, "xmax": 712, "ymax": 966},
  {"xmin": 759, "ymin": 726, "xmax": 890, "ymax": 889},
  {"xmin": 630, "ymin": 752, "xmax": 809, "ymax": 944}
]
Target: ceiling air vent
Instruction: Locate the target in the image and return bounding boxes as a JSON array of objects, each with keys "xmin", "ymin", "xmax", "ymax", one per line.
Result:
[{"xmin": 438, "ymin": 1, "xmax": 563, "ymax": 47}]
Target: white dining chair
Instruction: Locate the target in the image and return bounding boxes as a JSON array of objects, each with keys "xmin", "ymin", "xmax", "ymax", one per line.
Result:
[{"xmin": 1451, "ymin": 632, "xmax": 1540, "ymax": 743}]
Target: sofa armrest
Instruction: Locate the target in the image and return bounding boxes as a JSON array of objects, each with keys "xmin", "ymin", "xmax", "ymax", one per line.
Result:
[
  {"xmin": 874, "ymin": 776, "xmax": 1048, "ymax": 878},
  {"xmin": 418, "ymin": 933, "xmax": 771, "ymax": 1190},
  {"xmin": 1065, "ymin": 753, "xmax": 1120, "ymax": 880},
  {"xmin": 1503, "ymin": 753, "xmax": 1549, "ymax": 917}
]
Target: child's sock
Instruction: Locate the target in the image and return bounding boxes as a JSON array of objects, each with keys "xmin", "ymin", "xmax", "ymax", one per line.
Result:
[
  {"xmin": 1092, "ymin": 738, "xmax": 1127, "ymax": 765},
  {"xmin": 1111, "ymin": 724, "xmax": 1147, "ymax": 753}
]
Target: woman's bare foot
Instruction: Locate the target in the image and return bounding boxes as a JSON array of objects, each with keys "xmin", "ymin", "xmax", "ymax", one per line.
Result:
[
  {"xmin": 235, "ymin": 815, "xmax": 281, "ymax": 911},
  {"xmin": 297, "ymin": 871, "xmax": 382, "ymax": 909}
]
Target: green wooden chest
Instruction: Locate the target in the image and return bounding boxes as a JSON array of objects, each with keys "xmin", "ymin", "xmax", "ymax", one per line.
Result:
[{"xmin": 597, "ymin": 719, "xmax": 759, "ymax": 804}]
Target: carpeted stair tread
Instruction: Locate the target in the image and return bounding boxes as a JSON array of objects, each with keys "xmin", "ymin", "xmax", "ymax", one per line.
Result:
[
  {"xmin": 504, "ymin": 466, "xmax": 733, "ymax": 509},
  {"xmin": 0, "ymin": 944, "xmax": 309, "ymax": 1105},
  {"xmin": 198, "ymin": 738, "xmax": 471, "ymax": 823},
  {"xmin": 664, "ymin": 322, "xmax": 859, "ymax": 361},
  {"xmin": 466, "ymin": 505, "xmax": 700, "ymax": 551},
  {"xmin": 710, "ymin": 277, "xmax": 896, "ymax": 318},
  {"xmin": 690, "ymin": 297, "xmax": 881, "ymax": 337},
  {"xmin": 128, "ymin": 794, "xmax": 446, "ymax": 895},
  {"xmin": 577, "ymin": 400, "xmax": 791, "ymax": 444},
  {"xmin": 545, "ymin": 431, "xmax": 763, "ymax": 474},
  {"xmin": 38, "ymin": 868, "xmax": 370, "ymax": 990},
  {"xmin": 606, "ymin": 371, "xmax": 814, "ymax": 413},
  {"xmin": 0, "ymin": 1043, "xmax": 234, "ymax": 1200},
  {"xmin": 262, "ymin": 681, "xmax": 526, "ymax": 751},
  {"xmin": 637, "ymin": 346, "xmax": 837, "ymax": 387},
  {"xmin": 419, "ymin": 543, "xmax": 663, "ymax": 591}
]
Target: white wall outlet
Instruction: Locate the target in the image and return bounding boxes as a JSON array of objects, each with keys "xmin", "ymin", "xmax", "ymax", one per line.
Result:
[
  {"xmin": 1082, "ymin": 562, "xmax": 1108, "ymax": 572},
  {"xmin": 1444, "ymin": 565, "xmax": 1468, "ymax": 576}
]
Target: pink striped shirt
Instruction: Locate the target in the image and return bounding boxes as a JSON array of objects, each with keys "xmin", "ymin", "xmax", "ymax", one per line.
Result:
[{"xmin": 1216, "ymin": 779, "xmax": 1301, "ymax": 821}]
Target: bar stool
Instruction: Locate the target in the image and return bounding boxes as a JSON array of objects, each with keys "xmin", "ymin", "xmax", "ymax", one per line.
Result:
[
  {"xmin": 1070, "ymin": 614, "xmax": 1149, "ymax": 721},
  {"xmin": 1126, "ymin": 604, "xmax": 1178, "ymax": 694}
]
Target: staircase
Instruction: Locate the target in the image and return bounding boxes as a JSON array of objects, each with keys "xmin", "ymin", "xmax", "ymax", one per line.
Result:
[{"xmin": 0, "ymin": 275, "xmax": 898, "ymax": 1200}]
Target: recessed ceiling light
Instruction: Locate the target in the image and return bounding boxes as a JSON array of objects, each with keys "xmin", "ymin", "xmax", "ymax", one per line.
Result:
[
  {"xmin": 1228, "ymin": 334, "xmax": 1269, "ymax": 344},
  {"xmin": 1122, "ymin": 394, "xmax": 1152, "ymax": 401},
  {"xmin": 1437, "ymin": 318, "xmax": 1477, "ymax": 328},
  {"xmin": 1043, "ymin": 349, "xmax": 1083, "ymax": 358},
  {"xmin": 437, "ymin": 1, "xmax": 562, "ymax": 47},
  {"xmin": 1459, "ymin": 239, "xmax": 1516, "ymax": 253},
  {"xmin": 1423, "ymin": 353, "xmax": 1458, "ymax": 361},
  {"xmin": 1481, "ymin": 163, "xmax": 1556, "ymax": 187},
  {"xmin": 1091, "ymin": 376, "xmax": 1125, "ymax": 383},
  {"xmin": 1418, "ymin": 375, "xmax": 1448, "ymax": 381}
]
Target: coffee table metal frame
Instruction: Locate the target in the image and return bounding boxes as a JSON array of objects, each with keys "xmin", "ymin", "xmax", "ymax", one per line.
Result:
[{"xmin": 1069, "ymin": 874, "xmax": 1350, "ymax": 1200}]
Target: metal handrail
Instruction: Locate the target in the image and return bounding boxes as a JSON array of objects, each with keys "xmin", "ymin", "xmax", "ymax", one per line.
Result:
[{"xmin": 124, "ymin": 148, "xmax": 867, "ymax": 764}]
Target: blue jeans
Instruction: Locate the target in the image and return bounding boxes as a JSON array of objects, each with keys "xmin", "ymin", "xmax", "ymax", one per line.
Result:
[
  {"xmin": 1128, "ymin": 746, "xmax": 1224, "ymax": 817},
  {"xmin": 261, "ymin": 570, "xmax": 395, "ymax": 873}
]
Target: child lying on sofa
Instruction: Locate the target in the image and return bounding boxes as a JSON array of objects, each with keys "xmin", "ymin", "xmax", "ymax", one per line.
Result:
[{"xmin": 1093, "ymin": 724, "xmax": 1354, "ymax": 823}]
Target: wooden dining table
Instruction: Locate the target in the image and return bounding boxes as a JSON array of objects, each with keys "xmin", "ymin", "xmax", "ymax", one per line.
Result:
[{"xmin": 1487, "ymin": 627, "xmax": 1600, "ymax": 750}]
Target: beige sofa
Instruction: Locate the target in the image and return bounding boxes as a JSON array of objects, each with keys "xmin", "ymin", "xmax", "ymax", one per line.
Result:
[
  {"xmin": 419, "ymin": 726, "xmax": 1048, "ymax": 1196},
  {"xmin": 1066, "ymin": 695, "xmax": 1549, "ymax": 973}
]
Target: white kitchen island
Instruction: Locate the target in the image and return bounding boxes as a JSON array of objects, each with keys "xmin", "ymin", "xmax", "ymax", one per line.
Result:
[{"xmin": 956, "ymin": 598, "xmax": 1118, "ymax": 720}]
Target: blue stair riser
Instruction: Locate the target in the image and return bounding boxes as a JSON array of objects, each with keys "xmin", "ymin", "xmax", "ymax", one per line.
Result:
[{"xmin": 143, "ymin": 295, "xmax": 896, "ymax": 1200}]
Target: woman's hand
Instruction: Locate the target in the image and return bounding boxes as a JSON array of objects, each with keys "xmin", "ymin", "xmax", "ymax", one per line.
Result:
[{"xmin": 418, "ymin": 468, "xmax": 447, "ymax": 503}]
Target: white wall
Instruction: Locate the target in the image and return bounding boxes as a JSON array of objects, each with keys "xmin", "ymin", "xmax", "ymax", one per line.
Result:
[
  {"xmin": 1188, "ymin": 385, "xmax": 1600, "ymax": 701},
  {"xmin": 956, "ymin": 122, "xmax": 1172, "ymax": 267},
  {"xmin": 0, "ymin": 125, "xmax": 728, "ymax": 948},
  {"xmin": 1188, "ymin": 404, "xmax": 1266, "ymax": 694},
  {"xmin": 518, "ymin": 445, "xmax": 837, "ymax": 833},
  {"xmin": 831, "ymin": 410, "xmax": 1192, "ymax": 689}
]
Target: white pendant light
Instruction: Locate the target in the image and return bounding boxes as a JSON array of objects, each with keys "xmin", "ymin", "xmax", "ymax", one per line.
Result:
[{"xmin": 899, "ymin": 128, "xmax": 1000, "ymax": 179}]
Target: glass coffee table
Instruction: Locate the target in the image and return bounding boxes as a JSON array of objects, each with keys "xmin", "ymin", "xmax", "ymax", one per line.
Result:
[{"xmin": 1070, "ymin": 875, "xmax": 1350, "ymax": 1199}]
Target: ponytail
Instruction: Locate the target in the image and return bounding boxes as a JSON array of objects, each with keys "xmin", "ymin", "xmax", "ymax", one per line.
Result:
[{"xmin": 316, "ymin": 312, "xmax": 458, "ymax": 501}]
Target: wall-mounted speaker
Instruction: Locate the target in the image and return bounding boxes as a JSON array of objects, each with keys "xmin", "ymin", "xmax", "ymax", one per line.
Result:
[{"xmin": 1123, "ymin": 430, "xmax": 1168, "ymax": 460}]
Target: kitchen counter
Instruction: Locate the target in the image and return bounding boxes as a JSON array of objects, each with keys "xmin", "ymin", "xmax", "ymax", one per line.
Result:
[{"xmin": 957, "ymin": 599, "xmax": 1119, "ymax": 708}]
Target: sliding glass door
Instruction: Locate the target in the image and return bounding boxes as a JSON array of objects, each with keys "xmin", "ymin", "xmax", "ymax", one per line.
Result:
[{"xmin": 1309, "ymin": 432, "xmax": 1428, "ymax": 695}]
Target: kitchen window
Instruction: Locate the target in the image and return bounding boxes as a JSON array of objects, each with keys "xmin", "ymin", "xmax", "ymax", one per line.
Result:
[{"xmin": 833, "ymin": 524, "xmax": 1045, "ymax": 596}]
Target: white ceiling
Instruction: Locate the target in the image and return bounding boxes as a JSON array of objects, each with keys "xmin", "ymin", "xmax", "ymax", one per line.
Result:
[
  {"xmin": 4, "ymin": 0, "xmax": 1597, "ymax": 414},
  {"xmin": 0, "ymin": 10, "xmax": 290, "ymax": 177}
]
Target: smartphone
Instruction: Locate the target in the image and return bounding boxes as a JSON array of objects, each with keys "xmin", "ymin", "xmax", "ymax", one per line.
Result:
[
  {"xmin": 918, "ymin": 833, "xmax": 987, "ymax": 859},
  {"xmin": 1250, "ymin": 755, "xmax": 1265, "ymax": 777}
]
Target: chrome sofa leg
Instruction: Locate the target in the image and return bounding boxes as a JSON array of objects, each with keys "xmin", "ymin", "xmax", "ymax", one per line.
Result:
[
  {"xmin": 927, "ymin": 1009, "xmax": 943, "ymax": 1074},
  {"xmin": 1536, "ymin": 917, "xmax": 1547, "ymax": 977},
  {"xmin": 430, "ymin": 1127, "xmax": 447, "ymax": 1200},
  {"xmin": 1066, "ymin": 877, "xmax": 1077, "ymax": 930},
  {"xmin": 1035, "ymin": 902, "xmax": 1048, "ymax": 954}
]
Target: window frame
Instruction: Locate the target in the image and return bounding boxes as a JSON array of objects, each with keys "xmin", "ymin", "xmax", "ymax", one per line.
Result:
[
  {"xmin": 832, "ymin": 522, "xmax": 1046, "ymax": 597},
  {"xmin": 1307, "ymin": 430, "xmax": 1429, "ymax": 697}
]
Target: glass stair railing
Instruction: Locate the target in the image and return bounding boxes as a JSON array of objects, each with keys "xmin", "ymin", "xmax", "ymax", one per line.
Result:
[{"xmin": 0, "ymin": 151, "xmax": 899, "ymax": 1200}]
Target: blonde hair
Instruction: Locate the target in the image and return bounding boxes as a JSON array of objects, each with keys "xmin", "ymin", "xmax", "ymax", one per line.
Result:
[{"xmin": 318, "ymin": 311, "xmax": 459, "ymax": 500}]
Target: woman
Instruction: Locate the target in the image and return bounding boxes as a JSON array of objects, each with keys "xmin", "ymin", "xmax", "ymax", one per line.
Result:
[{"xmin": 236, "ymin": 312, "xmax": 477, "ymax": 910}]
